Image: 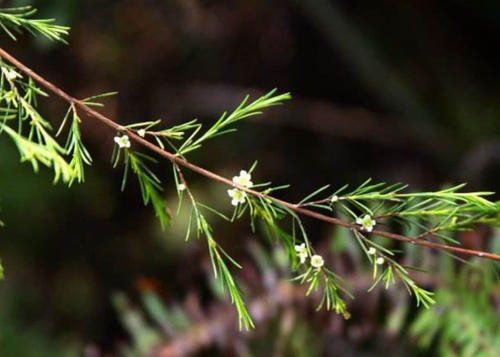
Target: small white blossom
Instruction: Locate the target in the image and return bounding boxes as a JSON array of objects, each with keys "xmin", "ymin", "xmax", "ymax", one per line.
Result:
[
  {"xmin": 177, "ymin": 183, "xmax": 186, "ymax": 191},
  {"xmin": 294, "ymin": 243, "xmax": 308, "ymax": 264},
  {"xmin": 2, "ymin": 68, "xmax": 21, "ymax": 81},
  {"xmin": 310, "ymin": 254, "xmax": 324, "ymax": 269},
  {"xmin": 356, "ymin": 214, "xmax": 376, "ymax": 232},
  {"xmin": 367, "ymin": 247, "xmax": 377, "ymax": 255},
  {"xmin": 376, "ymin": 257, "xmax": 385, "ymax": 265},
  {"xmin": 331, "ymin": 195, "xmax": 338, "ymax": 203},
  {"xmin": 227, "ymin": 188, "xmax": 246, "ymax": 206},
  {"xmin": 232, "ymin": 170, "xmax": 253, "ymax": 188},
  {"xmin": 114, "ymin": 134, "xmax": 131, "ymax": 148},
  {"xmin": 137, "ymin": 129, "xmax": 146, "ymax": 137}
]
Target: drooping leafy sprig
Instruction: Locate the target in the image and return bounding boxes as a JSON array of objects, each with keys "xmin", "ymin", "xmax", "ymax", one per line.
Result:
[
  {"xmin": 112, "ymin": 147, "xmax": 171, "ymax": 229},
  {"xmin": 0, "ymin": 61, "xmax": 93, "ymax": 185}
]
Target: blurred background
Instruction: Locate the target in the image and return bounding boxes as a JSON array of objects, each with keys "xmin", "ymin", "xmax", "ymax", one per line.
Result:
[{"xmin": 0, "ymin": 0, "xmax": 499, "ymax": 356}]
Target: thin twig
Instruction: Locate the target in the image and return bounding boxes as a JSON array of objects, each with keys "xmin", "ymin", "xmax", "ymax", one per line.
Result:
[{"xmin": 1, "ymin": 46, "xmax": 499, "ymax": 261}]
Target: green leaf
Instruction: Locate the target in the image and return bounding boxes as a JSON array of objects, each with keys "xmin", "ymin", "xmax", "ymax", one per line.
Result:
[{"xmin": 0, "ymin": 6, "xmax": 70, "ymax": 43}]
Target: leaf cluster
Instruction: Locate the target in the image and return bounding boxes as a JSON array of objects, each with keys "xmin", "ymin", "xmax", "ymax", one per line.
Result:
[
  {"xmin": 175, "ymin": 89, "xmax": 291, "ymax": 156},
  {"xmin": 301, "ymin": 179, "xmax": 499, "ymax": 244},
  {"xmin": 0, "ymin": 62, "xmax": 92, "ymax": 185},
  {"xmin": 0, "ymin": 6, "xmax": 69, "ymax": 42},
  {"xmin": 113, "ymin": 148, "xmax": 171, "ymax": 229}
]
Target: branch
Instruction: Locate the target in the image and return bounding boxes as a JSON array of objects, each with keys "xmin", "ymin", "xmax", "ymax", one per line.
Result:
[{"xmin": 0, "ymin": 46, "xmax": 499, "ymax": 261}]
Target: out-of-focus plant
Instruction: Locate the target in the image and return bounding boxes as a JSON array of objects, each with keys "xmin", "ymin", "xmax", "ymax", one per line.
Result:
[
  {"xmin": 110, "ymin": 242, "xmax": 313, "ymax": 356},
  {"xmin": 410, "ymin": 236, "xmax": 500, "ymax": 356},
  {"xmin": 108, "ymin": 230, "xmax": 499, "ymax": 356},
  {"xmin": 1, "ymin": 4, "xmax": 499, "ymax": 331}
]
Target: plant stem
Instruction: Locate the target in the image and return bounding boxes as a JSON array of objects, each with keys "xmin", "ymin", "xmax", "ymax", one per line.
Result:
[{"xmin": 1, "ymin": 46, "xmax": 499, "ymax": 261}]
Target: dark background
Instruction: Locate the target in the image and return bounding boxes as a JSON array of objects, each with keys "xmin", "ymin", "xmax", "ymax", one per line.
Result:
[{"xmin": 0, "ymin": 0, "xmax": 499, "ymax": 355}]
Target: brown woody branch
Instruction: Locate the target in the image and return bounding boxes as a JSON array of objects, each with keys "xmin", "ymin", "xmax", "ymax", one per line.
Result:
[{"xmin": 1, "ymin": 46, "xmax": 499, "ymax": 261}]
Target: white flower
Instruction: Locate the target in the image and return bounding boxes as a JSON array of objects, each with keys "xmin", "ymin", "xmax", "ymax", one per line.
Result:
[
  {"xmin": 367, "ymin": 247, "xmax": 377, "ymax": 255},
  {"xmin": 114, "ymin": 134, "xmax": 131, "ymax": 148},
  {"xmin": 356, "ymin": 214, "xmax": 376, "ymax": 232},
  {"xmin": 294, "ymin": 243, "xmax": 308, "ymax": 264},
  {"xmin": 310, "ymin": 254, "xmax": 324, "ymax": 269},
  {"xmin": 376, "ymin": 257, "xmax": 385, "ymax": 265},
  {"xmin": 232, "ymin": 170, "xmax": 253, "ymax": 188},
  {"xmin": 2, "ymin": 68, "xmax": 21, "ymax": 81},
  {"xmin": 331, "ymin": 195, "xmax": 338, "ymax": 203},
  {"xmin": 137, "ymin": 129, "xmax": 146, "ymax": 137},
  {"xmin": 227, "ymin": 188, "xmax": 246, "ymax": 206},
  {"xmin": 177, "ymin": 183, "xmax": 186, "ymax": 191}
]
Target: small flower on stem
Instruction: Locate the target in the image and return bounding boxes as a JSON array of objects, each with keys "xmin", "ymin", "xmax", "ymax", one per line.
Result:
[
  {"xmin": 294, "ymin": 243, "xmax": 308, "ymax": 264},
  {"xmin": 232, "ymin": 170, "xmax": 253, "ymax": 188},
  {"xmin": 356, "ymin": 214, "xmax": 376, "ymax": 232},
  {"xmin": 310, "ymin": 254, "xmax": 324, "ymax": 269},
  {"xmin": 2, "ymin": 68, "xmax": 21, "ymax": 81},
  {"xmin": 330, "ymin": 195, "xmax": 338, "ymax": 203},
  {"xmin": 367, "ymin": 247, "xmax": 377, "ymax": 255},
  {"xmin": 376, "ymin": 257, "xmax": 385, "ymax": 265},
  {"xmin": 114, "ymin": 134, "xmax": 131, "ymax": 149},
  {"xmin": 227, "ymin": 188, "xmax": 246, "ymax": 206},
  {"xmin": 137, "ymin": 129, "xmax": 146, "ymax": 137},
  {"xmin": 177, "ymin": 183, "xmax": 186, "ymax": 191}
]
